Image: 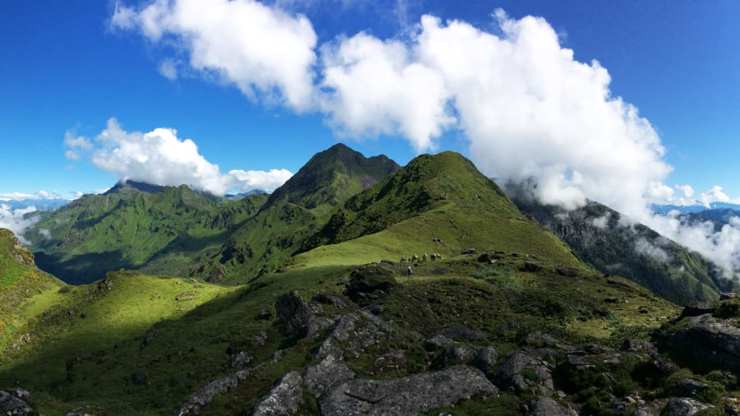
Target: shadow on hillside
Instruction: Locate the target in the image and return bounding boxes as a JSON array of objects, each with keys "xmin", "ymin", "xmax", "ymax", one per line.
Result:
[
  {"xmin": 34, "ymin": 250, "xmax": 133, "ymax": 285},
  {"xmin": 0, "ymin": 265, "xmax": 352, "ymax": 414}
]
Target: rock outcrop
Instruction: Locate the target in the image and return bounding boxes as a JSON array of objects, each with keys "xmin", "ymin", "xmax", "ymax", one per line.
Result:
[
  {"xmin": 0, "ymin": 389, "xmax": 35, "ymax": 416},
  {"xmin": 320, "ymin": 366, "xmax": 497, "ymax": 416}
]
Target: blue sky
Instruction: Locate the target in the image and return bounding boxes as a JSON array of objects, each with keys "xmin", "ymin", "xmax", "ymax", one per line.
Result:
[{"xmin": 1, "ymin": 0, "xmax": 740, "ymax": 201}]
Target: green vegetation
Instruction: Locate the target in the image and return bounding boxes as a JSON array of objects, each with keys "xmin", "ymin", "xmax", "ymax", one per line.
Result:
[
  {"xmin": 0, "ymin": 229, "xmax": 61, "ymax": 356},
  {"xmin": 27, "ymin": 181, "xmax": 268, "ymax": 283},
  {"xmin": 1, "ymin": 144, "xmax": 736, "ymax": 415},
  {"xmin": 294, "ymin": 152, "xmax": 580, "ymax": 269}
]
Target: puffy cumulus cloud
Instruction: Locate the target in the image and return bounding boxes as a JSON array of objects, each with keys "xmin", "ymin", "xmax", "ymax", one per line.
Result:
[
  {"xmin": 319, "ymin": 33, "xmax": 453, "ymax": 151},
  {"xmin": 0, "ymin": 205, "xmax": 39, "ymax": 243},
  {"xmin": 699, "ymin": 186, "xmax": 737, "ymax": 208},
  {"xmin": 415, "ymin": 12, "xmax": 670, "ymax": 214},
  {"xmin": 229, "ymin": 169, "xmax": 293, "ymax": 192},
  {"xmin": 111, "ymin": 0, "xmax": 318, "ymax": 111},
  {"xmin": 93, "ymin": 118, "xmax": 232, "ymax": 194},
  {"xmin": 64, "ymin": 131, "xmax": 93, "ymax": 160},
  {"xmin": 76, "ymin": 118, "xmax": 292, "ymax": 195}
]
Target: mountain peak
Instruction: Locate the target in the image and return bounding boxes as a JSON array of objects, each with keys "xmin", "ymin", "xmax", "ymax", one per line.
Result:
[
  {"xmin": 104, "ymin": 180, "xmax": 166, "ymax": 195},
  {"xmin": 265, "ymin": 143, "xmax": 400, "ymax": 209}
]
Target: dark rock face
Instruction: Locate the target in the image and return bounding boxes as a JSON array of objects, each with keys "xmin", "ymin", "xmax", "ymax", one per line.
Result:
[
  {"xmin": 495, "ymin": 351, "xmax": 554, "ymax": 394},
  {"xmin": 320, "ymin": 366, "xmax": 498, "ymax": 416},
  {"xmin": 252, "ymin": 371, "xmax": 304, "ymax": 416},
  {"xmin": 344, "ymin": 266, "xmax": 398, "ymax": 305},
  {"xmin": 660, "ymin": 314, "xmax": 740, "ymax": 373},
  {"xmin": 662, "ymin": 397, "xmax": 713, "ymax": 416},
  {"xmin": 275, "ymin": 291, "xmax": 332, "ymax": 339},
  {"xmin": 0, "ymin": 389, "xmax": 35, "ymax": 416},
  {"xmin": 528, "ymin": 397, "xmax": 577, "ymax": 416},
  {"xmin": 473, "ymin": 347, "xmax": 498, "ymax": 378}
]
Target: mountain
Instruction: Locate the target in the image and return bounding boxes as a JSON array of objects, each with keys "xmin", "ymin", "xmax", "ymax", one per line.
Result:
[
  {"xmin": 511, "ymin": 192, "xmax": 734, "ymax": 305},
  {"xmin": 213, "ymin": 143, "xmax": 401, "ymax": 278},
  {"xmin": 681, "ymin": 208, "xmax": 740, "ymax": 232},
  {"xmin": 653, "ymin": 202, "xmax": 740, "ymax": 215},
  {"xmin": 27, "ymin": 181, "xmax": 268, "ymax": 283},
  {"xmin": 6, "ymin": 146, "xmax": 740, "ymax": 416},
  {"xmin": 297, "ymin": 151, "xmax": 579, "ymax": 269},
  {"xmin": 225, "ymin": 189, "xmax": 268, "ymax": 200}
]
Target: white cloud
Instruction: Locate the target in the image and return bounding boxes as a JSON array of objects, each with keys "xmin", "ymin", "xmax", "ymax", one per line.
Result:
[
  {"xmin": 78, "ymin": 118, "xmax": 291, "ymax": 195},
  {"xmin": 229, "ymin": 169, "xmax": 293, "ymax": 192},
  {"xmin": 0, "ymin": 205, "xmax": 39, "ymax": 243},
  {"xmin": 158, "ymin": 59, "xmax": 178, "ymax": 80},
  {"xmin": 635, "ymin": 237, "xmax": 670, "ymax": 263},
  {"xmin": 319, "ymin": 33, "xmax": 453, "ymax": 151},
  {"xmin": 677, "ymin": 184, "xmax": 695, "ymax": 198},
  {"xmin": 0, "ymin": 191, "xmax": 64, "ymax": 202},
  {"xmin": 111, "ymin": 0, "xmax": 318, "ymax": 111}
]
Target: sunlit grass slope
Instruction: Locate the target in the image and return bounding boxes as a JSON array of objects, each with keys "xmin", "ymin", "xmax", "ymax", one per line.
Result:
[{"xmin": 293, "ymin": 152, "xmax": 580, "ymax": 269}]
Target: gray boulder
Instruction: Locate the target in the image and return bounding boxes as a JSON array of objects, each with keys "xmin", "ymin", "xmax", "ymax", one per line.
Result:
[
  {"xmin": 0, "ymin": 389, "xmax": 34, "ymax": 416},
  {"xmin": 495, "ymin": 351, "xmax": 553, "ymax": 394},
  {"xmin": 304, "ymin": 354, "xmax": 355, "ymax": 397},
  {"xmin": 661, "ymin": 314, "xmax": 740, "ymax": 373},
  {"xmin": 661, "ymin": 397, "xmax": 713, "ymax": 416},
  {"xmin": 275, "ymin": 291, "xmax": 332, "ymax": 340},
  {"xmin": 252, "ymin": 371, "xmax": 304, "ymax": 416},
  {"xmin": 320, "ymin": 366, "xmax": 498, "ymax": 416},
  {"xmin": 528, "ymin": 397, "xmax": 577, "ymax": 416}
]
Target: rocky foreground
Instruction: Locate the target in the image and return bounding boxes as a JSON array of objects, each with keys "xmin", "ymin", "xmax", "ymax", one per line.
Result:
[{"xmin": 3, "ymin": 262, "xmax": 740, "ymax": 415}]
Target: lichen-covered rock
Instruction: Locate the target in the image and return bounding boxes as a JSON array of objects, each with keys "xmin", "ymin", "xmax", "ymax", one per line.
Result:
[
  {"xmin": 660, "ymin": 313, "xmax": 740, "ymax": 373},
  {"xmin": 438, "ymin": 344, "xmax": 477, "ymax": 367},
  {"xmin": 528, "ymin": 397, "xmax": 577, "ymax": 416},
  {"xmin": 304, "ymin": 354, "xmax": 355, "ymax": 397},
  {"xmin": 661, "ymin": 397, "xmax": 713, "ymax": 416},
  {"xmin": 495, "ymin": 351, "xmax": 554, "ymax": 394},
  {"xmin": 320, "ymin": 366, "xmax": 498, "ymax": 416},
  {"xmin": 177, "ymin": 369, "xmax": 252, "ymax": 416},
  {"xmin": 316, "ymin": 311, "xmax": 394, "ymax": 361},
  {"xmin": 0, "ymin": 389, "xmax": 35, "ymax": 416},
  {"xmin": 252, "ymin": 371, "xmax": 304, "ymax": 416}
]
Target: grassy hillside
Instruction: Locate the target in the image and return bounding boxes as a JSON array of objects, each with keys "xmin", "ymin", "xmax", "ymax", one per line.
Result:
[
  {"xmin": 215, "ymin": 144, "xmax": 400, "ymax": 279},
  {"xmin": 0, "ymin": 229, "xmax": 62, "ymax": 358},
  {"xmin": 511, "ymin": 194, "xmax": 734, "ymax": 305},
  {"xmin": 294, "ymin": 152, "xmax": 580, "ymax": 269},
  {"xmin": 27, "ymin": 182, "xmax": 267, "ymax": 283},
  {"xmin": 0, "ymin": 254, "xmax": 679, "ymax": 415}
]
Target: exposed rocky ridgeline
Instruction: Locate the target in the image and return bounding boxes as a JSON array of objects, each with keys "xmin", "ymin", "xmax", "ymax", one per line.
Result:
[{"xmin": 510, "ymin": 190, "xmax": 734, "ymax": 306}]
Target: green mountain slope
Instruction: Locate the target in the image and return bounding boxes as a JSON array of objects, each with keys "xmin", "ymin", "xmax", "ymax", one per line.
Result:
[
  {"xmin": 214, "ymin": 144, "xmax": 400, "ymax": 279},
  {"xmin": 27, "ymin": 182, "xmax": 267, "ymax": 284},
  {"xmin": 5, "ymin": 147, "xmax": 738, "ymax": 416},
  {"xmin": 0, "ymin": 229, "xmax": 62, "ymax": 355},
  {"xmin": 511, "ymin": 195, "xmax": 735, "ymax": 305},
  {"xmin": 294, "ymin": 151, "xmax": 580, "ymax": 269}
]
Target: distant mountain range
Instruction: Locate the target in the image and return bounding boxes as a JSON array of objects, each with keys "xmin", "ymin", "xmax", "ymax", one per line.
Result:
[{"xmin": 652, "ymin": 202, "xmax": 740, "ymax": 215}]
